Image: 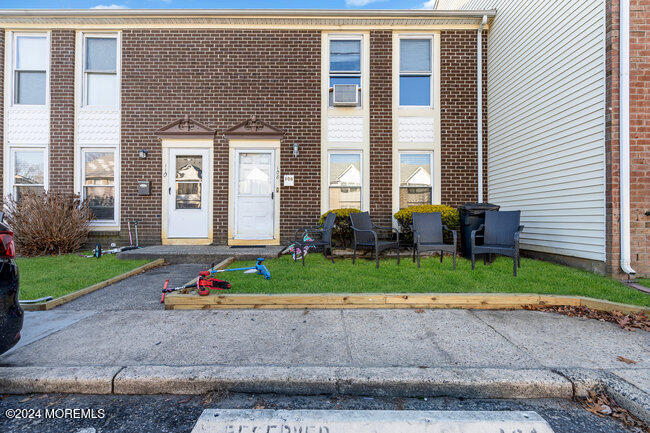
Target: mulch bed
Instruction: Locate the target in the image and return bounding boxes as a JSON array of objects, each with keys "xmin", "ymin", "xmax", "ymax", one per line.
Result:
[{"xmin": 524, "ymin": 305, "xmax": 650, "ymax": 332}]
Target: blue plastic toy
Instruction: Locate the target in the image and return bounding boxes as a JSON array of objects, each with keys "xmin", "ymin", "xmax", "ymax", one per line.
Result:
[{"xmin": 208, "ymin": 257, "xmax": 271, "ymax": 280}]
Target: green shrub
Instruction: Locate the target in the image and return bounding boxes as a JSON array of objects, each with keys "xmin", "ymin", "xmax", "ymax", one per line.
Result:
[
  {"xmin": 318, "ymin": 208, "xmax": 362, "ymax": 247},
  {"xmin": 394, "ymin": 205, "xmax": 459, "ymax": 244}
]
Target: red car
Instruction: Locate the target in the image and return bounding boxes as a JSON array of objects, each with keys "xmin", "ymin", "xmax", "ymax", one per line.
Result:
[{"xmin": 0, "ymin": 213, "xmax": 21, "ymax": 355}]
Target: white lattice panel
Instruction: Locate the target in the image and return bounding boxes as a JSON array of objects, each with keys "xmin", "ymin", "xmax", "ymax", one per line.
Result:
[
  {"xmin": 327, "ymin": 117, "xmax": 364, "ymax": 143},
  {"xmin": 398, "ymin": 117, "xmax": 435, "ymax": 143},
  {"xmin": 5, "ymin": 107, "xmax": 50, "ymax": 144},
  {"xmin": 76, "ymin": 109, "xmax": 120, "ymax": 144}
]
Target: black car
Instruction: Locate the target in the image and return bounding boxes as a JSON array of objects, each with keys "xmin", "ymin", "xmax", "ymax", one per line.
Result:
[{"xmin": 0, "ymin": 212, "xmax": 21, "ymax": 355}]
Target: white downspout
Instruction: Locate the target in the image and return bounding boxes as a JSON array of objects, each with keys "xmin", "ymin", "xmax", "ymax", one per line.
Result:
[
  {"xmin": 477, "ymin": 15, "xmax": 487, "ymax": 203},
  {"xmin": 619, "ymin": 0, "xmax": 636, "ymax": 275}
]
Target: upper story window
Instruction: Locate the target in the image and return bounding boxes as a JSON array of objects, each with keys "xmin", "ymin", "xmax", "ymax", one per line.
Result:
[
  {"xmin": 399, "ymin": 38, "xmax": 432, "ymax": 107},
  {"xmin": 13, "ymin": 35, "xmax": 48, "ymax": 105},
  {"xmin": 84, "ymin": 35, "xmax": 118, "ymax": 106},
  {"xmin": 329, "ymin": 38, "xmax": 362, "ymax": 107}
]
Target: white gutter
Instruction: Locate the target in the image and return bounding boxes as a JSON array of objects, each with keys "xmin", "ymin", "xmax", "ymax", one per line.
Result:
[
  {"xmin": 619, "ymin": 0, "xmax": 636, "ymax": 275},
  {"xmin": 477, "ymin": 15, "xmax": 487, "ymax": 203}
]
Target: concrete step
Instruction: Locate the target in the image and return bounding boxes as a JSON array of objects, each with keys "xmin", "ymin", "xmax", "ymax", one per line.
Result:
[{"xmin": 116, "ymin": 245, "xmax": 284, "ymax": 264}]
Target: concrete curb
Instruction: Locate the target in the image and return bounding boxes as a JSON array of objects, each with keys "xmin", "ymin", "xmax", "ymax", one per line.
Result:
[
  {"xmin": 0, "ymin": 366, "xmax": 122, "ymax": 394},
  {"xmin": 5, "ymin": 364, "xmax": 648, "ymax": 424},
  {"xmin": 112, "ymin": 366, "xmax": 573, "ymax": 399}
]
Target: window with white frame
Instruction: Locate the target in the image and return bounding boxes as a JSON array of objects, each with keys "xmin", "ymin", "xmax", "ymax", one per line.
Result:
[
  {"xmin": 83, "ymin": 35, "xmax": 118, "ymax": 106},
  {"xmin": 328, "ymin": 152, "xmax": 362, "ymax": 210},
  {"xmin": 399, "ymin": 152, "xmax": 433, "ymax": 208},
  {"xmin": 10, "ymin": 147, "xmax": 47, "ymax": 201},
  {"xmin": 399, "ymin": 38, "xmax": 432, "ymax": 107},
  {"xmin": 329, "ymin": 37, "xmax": 362, "ymax": 107},
  {"xmin": 81, "ymin": 148, "xmax": 117, "ymax": 222},
  {"xmin": 13, "ymin": 34, "xmax": 48, "ymax": 105}
]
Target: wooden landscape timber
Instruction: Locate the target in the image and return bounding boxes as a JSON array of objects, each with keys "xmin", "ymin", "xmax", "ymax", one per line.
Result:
[{"xmin": 164, "ymin": 290, "xmax": 649, "ymax": 315}]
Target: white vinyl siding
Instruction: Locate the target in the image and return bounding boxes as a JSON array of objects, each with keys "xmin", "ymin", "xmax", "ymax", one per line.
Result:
[{"xmin": 437, "ymin": 0, "xmax": 606, "ymax": 261}]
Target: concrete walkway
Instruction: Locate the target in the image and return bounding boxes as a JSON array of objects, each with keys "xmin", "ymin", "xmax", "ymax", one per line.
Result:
[{"xmin": 1, "ymin": 266, "xmax": 648, "ymax": 421}]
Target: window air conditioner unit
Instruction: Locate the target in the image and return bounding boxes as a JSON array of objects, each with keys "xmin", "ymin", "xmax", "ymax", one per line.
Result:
[{"xmin": 332, "ymin": 84, "xmax": 359, "ymax": 106}]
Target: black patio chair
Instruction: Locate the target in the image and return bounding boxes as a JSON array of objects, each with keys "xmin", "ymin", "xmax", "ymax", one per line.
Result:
[
  {"xmin": 349, "ymin": 212, "xmax": 400, "ymax": 269},
  {"xmin": 410, "ymin": 212, "xmax": 457, "ymax": 270},
  {"xmin": 293, "ymin": 211, "xmax": 337, "ymax": 266},
  {"xmin": 470, "ymin": 210, "xmax": 524, "ymax": 276}
]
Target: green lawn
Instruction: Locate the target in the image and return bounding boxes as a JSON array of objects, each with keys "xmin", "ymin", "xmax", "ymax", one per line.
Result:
[
  {"xmin": 221, "ymin": 254, "xmax": 650, "ymax": 307},
  {"xmin": 639, "ymin": 279, "xmax": 650, "ymax": 289},
  {"xmin": 16, "ymin": 253, "xmax": 151, "ymax": 301}
]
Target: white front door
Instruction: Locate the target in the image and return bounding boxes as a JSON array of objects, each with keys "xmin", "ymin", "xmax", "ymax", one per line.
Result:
[
  {"xmin": 167, "ymin": 148, "xmax": 210, "ymax": 239},
  {"xmin": 234, "ymin": 150, "xmax": 275, "ymax": 239}
]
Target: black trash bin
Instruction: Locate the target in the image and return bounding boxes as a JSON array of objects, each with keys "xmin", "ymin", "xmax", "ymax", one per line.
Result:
[{"xmin": 458, "ymin": 203, "xmax": 500, "ymax": 258}]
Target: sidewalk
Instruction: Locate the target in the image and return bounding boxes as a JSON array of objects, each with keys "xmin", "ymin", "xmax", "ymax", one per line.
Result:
[{"xmin": 1, "ymin": 265, "xmax": 648, "ymax": 421}]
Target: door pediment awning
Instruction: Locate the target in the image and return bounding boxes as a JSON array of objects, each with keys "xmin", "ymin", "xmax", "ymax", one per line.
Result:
[
  {"xmin": 156, "ymin": 115, "xmax": 216, "ymax": 139},
  {"xmin": 225, "ymin": 115, "xmax": 284, "ymax": 140}
]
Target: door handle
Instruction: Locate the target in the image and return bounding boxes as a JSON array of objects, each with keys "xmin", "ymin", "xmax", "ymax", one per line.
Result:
[
  {"xmin": 271, "ymin": 192, "xmax": 274, "ymax": 200},
  {"xmin": 169, "ymin": 187, "xmax": 172, "ymax": 195}
]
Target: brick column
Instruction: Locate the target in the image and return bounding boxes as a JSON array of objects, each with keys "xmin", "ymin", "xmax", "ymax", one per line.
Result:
[
  {"xmin": 440, "ymin": 30, "xmax": 487, "ymax": 207},
  {"xmin": 49, "ymin": 30, "xmax": 75, "ymax": 194},
  {"xmin": 369, "ymin": 30, "xmax": 393, "ymax": 226}
]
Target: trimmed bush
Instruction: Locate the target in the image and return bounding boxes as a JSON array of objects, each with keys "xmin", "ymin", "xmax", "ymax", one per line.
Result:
[
  {"xmin": 394, "ymin": 204, "xmax": 459, "ymax": 244},
  {"xmin": 318, "ymin": 208, "xmax": 362, "ymax": 247},
  {"xmin": 4, "ymin": 191, "xmax": 94, "ymax": 256}
]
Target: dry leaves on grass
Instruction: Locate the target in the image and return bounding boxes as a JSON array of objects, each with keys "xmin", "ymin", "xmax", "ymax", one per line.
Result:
[
  {"xmin": 524, "ymin": 305, "xmax": 650, "ymax": 331},
  {"xmin": 580, "ymin": 390, "xmax": 649, "ymax": 432}
]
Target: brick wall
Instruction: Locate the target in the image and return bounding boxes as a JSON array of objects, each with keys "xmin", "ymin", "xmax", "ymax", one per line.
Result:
[
  {"xmin": 440, "ymin": 30, "xmax": 488, "ymax": 207},
  {"xmin": 0, "ymin": 31, "xmax": 3, "ymax": 198},
  {"xmin": 606, "ymin": 0, "xmax": 649, "ymax": 276},
  {"xmin": 369, "ymin": 30, "xmax": 393, "ymax": 227},
  {"xmin": 49, "ymin": 30, "xmax": 75, "ymax": 194},
  {"xmin": 121, "ymin": 29, "xmax": 321, "ymax": 244}
]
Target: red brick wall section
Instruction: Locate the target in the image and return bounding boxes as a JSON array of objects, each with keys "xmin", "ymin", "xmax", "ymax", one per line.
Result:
[
  {"xmin": 440, "ymin": 30, "xmax": 488, "ymax": 207},
  {"xmin": 628, "ymin": 0, "xmax": 650, "ymax": 276},
  {"xmin": 49, "ymin": 30, "xmax": 75, "ymax": 194},
  {"xmin": 121, "ymin": 30, "xmax": 321, "ymax": 244},
  {"xmin": 606, "ymin": 0, "xmax": 650, "ymax": 277},
  {"xmin": 369, "ymin": 30, "xmax": 393, "ymax": 227},
  {"xmin": 0, "ymin": 31, "xmax": 3, "ymax": 198}
]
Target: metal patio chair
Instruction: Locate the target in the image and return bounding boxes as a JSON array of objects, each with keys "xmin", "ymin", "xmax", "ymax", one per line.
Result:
[
  {"xmin": 293, "ymin": 211, "xmax": 337, "ymax": 266},
  {"xmin": 349, "ymin": 212, "xmax": 400, "ymax": 269},
  {"xmin": 470, "ymin": 210, "xmax": 524, "ymax": 276},
  {"xmin": 410, "ymin": 212, "xmax": 457, "ymax": 270}
]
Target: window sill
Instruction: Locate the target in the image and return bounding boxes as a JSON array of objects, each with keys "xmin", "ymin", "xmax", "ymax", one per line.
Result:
[{"xmin": 89, "ymin": 224, "xmax": 120, "ymax": 233}]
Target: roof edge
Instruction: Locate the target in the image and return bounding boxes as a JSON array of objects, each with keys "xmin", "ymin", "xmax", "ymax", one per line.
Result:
[{"xmin": 0, "ymin": 9, "xmax": 497, "ymax": 18}]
